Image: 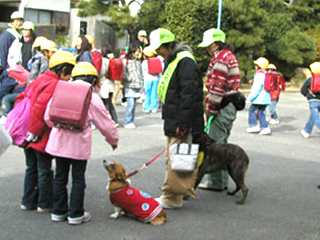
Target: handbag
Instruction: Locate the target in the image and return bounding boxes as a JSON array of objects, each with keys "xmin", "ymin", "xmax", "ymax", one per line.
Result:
[
  {"xmin": 170, "ymin": 134, "xmax": 199, "ymax": 172},
  {"xmin": 0, "ymin": 125, "xmax": 12, "ymax": 156}
]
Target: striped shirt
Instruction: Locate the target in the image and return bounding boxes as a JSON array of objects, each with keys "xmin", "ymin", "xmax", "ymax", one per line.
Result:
[{"xmin": 205, "ymin": 49, "xmax": 240, "ymax": 114}]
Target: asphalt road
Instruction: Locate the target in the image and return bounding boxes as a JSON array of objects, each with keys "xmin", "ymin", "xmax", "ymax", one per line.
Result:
[{"xmin": 1, "ymin": 92, "xmax": 320, "ymax": 240}]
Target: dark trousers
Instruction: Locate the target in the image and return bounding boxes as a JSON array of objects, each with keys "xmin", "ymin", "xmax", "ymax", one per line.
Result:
[
  {"xmin": 22, "ymin": 148, "xmax": 53, "ymax": 209},
  {"xmin": 102, "ymin": 92, "xmax": 118, "ymax": 124},
  {"xmin": 52, "ymin": 157, "xmax": 87, "ymax": 218}
]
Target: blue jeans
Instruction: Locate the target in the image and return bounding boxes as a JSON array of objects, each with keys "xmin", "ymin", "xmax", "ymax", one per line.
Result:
[
  {"xmin": 270, "ymin": 100, "xmax": 279, "ymax": 120},
  {"xmin": 124, "ymin": 97, "xmax": 137, "ymax": 125},
  {"xmin": 304, "ymin": 100, "xmax": 320, "ymax": 134},
  {"xmin": 52, "ymin": 157, "xmax": 87, "ymax": 218},
  {"xmin": 21, "ymin": 148, "xmax": 53, "ymax": 209},
  {"xmin": 143, "ymin": 80, "xmax": 159, "ymax": 111},
  {"xmin": 249, "ymin": 104, "xmax": 268, "ymax": 128}
]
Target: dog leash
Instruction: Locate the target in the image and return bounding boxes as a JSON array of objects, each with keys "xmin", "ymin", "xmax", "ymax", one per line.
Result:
[
  {"xmin": 204, "ymin": 115, "xmax": 214, "ymax": 132},
  {"xmin": 126, "ymin": 138, "xmax": 180, "ymax": 178}
]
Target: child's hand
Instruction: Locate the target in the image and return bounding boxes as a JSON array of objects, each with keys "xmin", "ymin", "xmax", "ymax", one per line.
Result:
[{"xmin": 111, "ymin": 145, "xmax": 117, "ymax": 151}]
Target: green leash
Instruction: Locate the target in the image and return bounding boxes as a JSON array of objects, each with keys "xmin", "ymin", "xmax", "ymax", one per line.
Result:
[{"xmin": 204, "ymin": 115, "xmax": 214, "ymax": 132}]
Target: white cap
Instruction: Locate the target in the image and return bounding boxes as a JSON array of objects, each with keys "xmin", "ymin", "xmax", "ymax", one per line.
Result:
[
  {"xmin": 138, "ymin": 30, "xmax": 147, "ymax": 37},
  {"xmin": 198, "ymin": 28, "xmax": 226, "ymax": 48},
  {"xmin": 10, "ymin": 11, "xmax": 24, "ymax": 20}
]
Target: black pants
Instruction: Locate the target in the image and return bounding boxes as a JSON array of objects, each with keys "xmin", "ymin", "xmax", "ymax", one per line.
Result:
[
  {"xmin": 103, "ymin": 92, "xmax": 118, "ymax": 124},
  {"xmin": 52, "ymin": 157, "xmax": 87, "ymax": 218}
]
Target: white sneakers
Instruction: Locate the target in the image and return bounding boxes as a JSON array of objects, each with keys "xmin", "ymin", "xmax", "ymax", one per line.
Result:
[
  {"xmin": 269, "ymin": 119, "xmax": 280, "ymax": 125},
  {"xmin": 245, "ymin": 125, "xmax": 261, "ymax": 133},
  {"xmin": 300, "ymin": 129, "xmax": 310, "ymax": 138},
  {"xmin": 51, "ymin": 212, "xmax": 91, "ymax": 225},
  {"xmin": 259, "ymin": 127, "xmax": 271, "ymax": 135},
  {"xmin": 124, "ymin": 123, "xmax": 136, "ymax": 129},
  {"xmin": 68, "ymin": 212, "xmax": 91, "ymax": 225},
  {"xmin": 51, "ymin": 213, "xmax": 68, "ymax": 222},
  {"xmin": 246, "ymin": 126, "xmax": 271, "ymax": 135}
]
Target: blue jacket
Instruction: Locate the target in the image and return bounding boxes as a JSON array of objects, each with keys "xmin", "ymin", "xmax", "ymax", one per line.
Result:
[
  {"xmin": 76, "ymin": 51, "xmax": 92, "ymax": 63},
  {"xmin": 248, "ymin": 70, "xmax": 271, "ymax": 105},
  {"xmin": 0, "ymin": 26, "xmax": 20, "ymax": 68}
]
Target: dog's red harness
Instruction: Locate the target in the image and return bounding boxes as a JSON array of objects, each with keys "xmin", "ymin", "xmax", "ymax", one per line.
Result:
[{"xmin": 110, "ymin": 186, "xmax": 162, "ymax": 222}]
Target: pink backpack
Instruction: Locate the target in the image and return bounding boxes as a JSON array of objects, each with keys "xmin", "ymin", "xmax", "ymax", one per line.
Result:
[
  {"xmin": 5, "ymin": 90, "xmax": 31, "ymax": 147},
  {"xmin": 49, "ymin": 81, "xmax": 92, "ymax": 131}
]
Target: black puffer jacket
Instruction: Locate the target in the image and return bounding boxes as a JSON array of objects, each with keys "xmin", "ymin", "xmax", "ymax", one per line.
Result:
[{"xmin": 162, "ymin": 43, "xmax": 204, "ymax": 138}]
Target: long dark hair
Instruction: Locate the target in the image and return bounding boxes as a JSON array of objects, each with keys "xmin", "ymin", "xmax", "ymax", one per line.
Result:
[
  {"xmin": 76, "ymin": 35, "xmax": 92, "ymax": 54},
  {"xmin": 101, "ymin": 45, "xmax": 112, "ymax": 58}
]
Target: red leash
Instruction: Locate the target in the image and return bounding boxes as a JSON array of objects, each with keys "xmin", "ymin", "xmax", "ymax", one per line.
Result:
[{"xmin": 126, "ymin": 138, "xmax": 179, "ymax": 178}]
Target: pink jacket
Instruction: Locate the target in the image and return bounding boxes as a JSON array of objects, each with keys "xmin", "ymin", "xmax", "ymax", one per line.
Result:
[{"xmin": 44, "ymin": 83, "xmax": 119, "ymax": 160}]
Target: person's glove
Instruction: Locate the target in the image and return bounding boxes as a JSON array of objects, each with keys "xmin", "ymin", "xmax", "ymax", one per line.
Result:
[
  {"xmin": 176, "ymin": 127, "xmax": 189, "ymax": 139},
  {"xmin": 26, "ymin": 132, "xmax": 39, "ymax": 143}
]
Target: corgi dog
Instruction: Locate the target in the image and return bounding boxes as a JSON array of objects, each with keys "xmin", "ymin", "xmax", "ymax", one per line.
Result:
[{"xmin": 103, "ymin": 160, "xmax": 166, "ymax": 225}]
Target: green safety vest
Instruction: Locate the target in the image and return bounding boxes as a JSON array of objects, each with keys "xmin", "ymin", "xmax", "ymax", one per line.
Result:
[
  {"xmin": 6, "ymin": 27, "xmax": 21, "ymax": 39},
  {"xmin": 157, "ymin": 51, "xmax": 195, "ymax": 104}
]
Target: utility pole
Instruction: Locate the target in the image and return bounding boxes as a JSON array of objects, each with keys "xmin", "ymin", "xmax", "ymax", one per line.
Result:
[{"xmin": 217, "ymin": 0, "xmax": 223, "ymax": 29}]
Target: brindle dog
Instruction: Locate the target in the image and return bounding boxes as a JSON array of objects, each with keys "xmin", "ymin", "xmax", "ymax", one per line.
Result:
[{"xmin": 195, "ymin": 142, "xmax": 249, "ymax": 205}]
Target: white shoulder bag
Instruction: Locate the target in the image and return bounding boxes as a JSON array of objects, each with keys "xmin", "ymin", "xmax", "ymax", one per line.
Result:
[{"xmin": 170, "ymin": 134, "xmax": 199, "ymax": 172}]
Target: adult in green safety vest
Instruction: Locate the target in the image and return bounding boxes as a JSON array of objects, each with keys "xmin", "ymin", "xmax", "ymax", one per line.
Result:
[
  {"xmin": 149, "ymin": 28, "xmax": 205, "ymax": 209},
  {"xmin": 0, "ymin": 11, "xmax": 23, "ymax": 72},
  {"xmin": 197, "ymin": 28, "xmax": 241, "ymax": 191}
]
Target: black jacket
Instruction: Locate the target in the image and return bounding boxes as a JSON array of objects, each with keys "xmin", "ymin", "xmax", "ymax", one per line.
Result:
[
  {"xmin": 162, "ymin": 43, "xmax": 204, "ymax": 138},
  {"xmin": 300, "ymin": 77, "xmax": 320, "ymax": 100}
]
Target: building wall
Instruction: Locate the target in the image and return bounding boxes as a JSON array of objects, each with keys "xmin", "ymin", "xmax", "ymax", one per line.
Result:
[
  {"xmin": 69, "ymin": 10, "xmax": 117, "ymax": 51},
  {"xmin": 24, "ymin": 0, "xmax": 70, "ymax": 13}
]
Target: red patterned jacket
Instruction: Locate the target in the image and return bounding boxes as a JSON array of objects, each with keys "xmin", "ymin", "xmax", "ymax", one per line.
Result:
[{"xmin": 205, "ymin": 49, "xmax": 240, "ymax": 115}]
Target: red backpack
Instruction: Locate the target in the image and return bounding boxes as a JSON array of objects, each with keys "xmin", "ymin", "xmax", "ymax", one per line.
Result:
[
  {"xmin": 49, "ymin": 81, "xmax": 92, "ymax": 131},
  {"xmin": 107, "ymin": 58, "xmax": 124, "ymax": 81},
  {"xmin": 91, "ymin": 49, "xmax": 102, "ymax": 74},
  {"xmin": 311, "ymin": 73, "xmax": 320, "ymax": 93},
  {"xmin": 264, "ymin": 72, "xmax": 278, "ymax": 91},
  {"xmin": 147, "ymin": 57, "xmax": 162, "ymax": 74}
]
